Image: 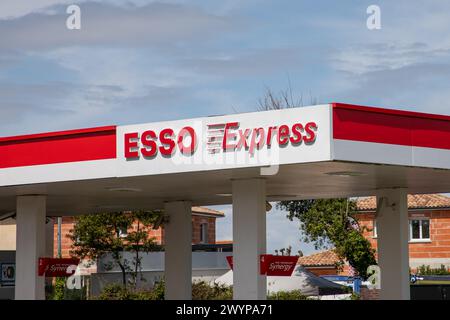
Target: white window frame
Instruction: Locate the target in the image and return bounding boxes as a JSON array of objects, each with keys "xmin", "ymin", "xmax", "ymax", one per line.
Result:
[
  {"xmin": 200, "ymin": 223, "xmax": 208, "ymax": 244},
  {"xmin": 409, "ymin": 218, "xmax": 431, "ymax": 243},
  {"xmin": 118, "ymin": 227, "xmax": 128, "ymax": 238}
]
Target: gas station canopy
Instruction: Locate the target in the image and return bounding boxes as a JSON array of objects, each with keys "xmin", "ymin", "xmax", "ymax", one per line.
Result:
[{"xmin": 0, "ymin": 102, "xmax": 449, "ymax": 216}]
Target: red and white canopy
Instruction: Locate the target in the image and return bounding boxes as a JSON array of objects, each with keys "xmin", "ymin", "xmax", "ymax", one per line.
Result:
[{"xmin": 0, "ymin": 103, "xmax": 449, "ymax": 215}]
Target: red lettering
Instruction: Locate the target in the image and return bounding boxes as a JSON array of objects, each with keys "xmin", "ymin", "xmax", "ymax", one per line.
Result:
[
  {"xmin": 290, "ymin": 123, "xmax": 303, "ymax": 144},
  {"xmin": 236, "ymin": 128, "xmax": 251, "ymax": 150},
  {"xmin": 304, "ymin": 122, "xmax": 317, "ymax": 144},
  {"xmin": 249, "ymin": 128, "xmax": 265, "ymax": 155},
  {"xmin": 159, "ymin": 128, "xmax": 175, "ymax": 156},
  {"xmin": 124, "ymin": 132, "xmax": 139, "ymax": 158},
  {"xmin": 278, "ymin": 125, "xmax": 290, "ymax": 145},
  {"xmin": 178, "ymin": 126, "xmax": 196, "ymax": 155},
  {"xmin": 222, "ymin": 122, "xmax": 239, "ymax": 151},
  {"xmin": 141, "ymin": 130, "xmax": 157, "ymax": 157},
  {"xmin": 267, "ymin": 126, "xmax": 277, "ymax": 147},
  {"xmin": 123, "ymin": 120, "xmax": 317, "ymax": 159}
]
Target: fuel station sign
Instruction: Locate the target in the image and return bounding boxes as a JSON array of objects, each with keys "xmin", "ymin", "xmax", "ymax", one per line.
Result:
[{"xmin": 226, "ymin": 255, "xmax": 298, "ymax": 276}]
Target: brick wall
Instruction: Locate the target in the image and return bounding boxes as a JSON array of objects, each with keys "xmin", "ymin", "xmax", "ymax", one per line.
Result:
[
  {"xmin": 360, "ymin": 287, "xmax": 380, "ymax": 300},
  {"xmin": 358, "ymin": 209, "xmax": 450, "ymax": 263},
  {"xmin": 54, "ymin": 214, "xmax": 217, "ymax": 258},
  {"xmin": 53, "ymin": 217, "xmax": 75, "ymax": 258},
  {"xmin": 191, "ymin": 216, "xmax": 216, "ymax": 245}
]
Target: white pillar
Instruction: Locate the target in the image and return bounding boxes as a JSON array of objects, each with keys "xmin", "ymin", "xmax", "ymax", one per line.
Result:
[
  {"xmin": 15, "ymin": 195, "xmax": 47, "ymax": 300},
  {"xmin": 164, "ymin": 201, "xmax": 192, "ymax": 300},
  {"xmin": 376, "ymin": 188, "xmax": 410, "ymax": 300},
  {"xmin": 232, "ymin": 178, "xmax": 266, "ymax": 300}
]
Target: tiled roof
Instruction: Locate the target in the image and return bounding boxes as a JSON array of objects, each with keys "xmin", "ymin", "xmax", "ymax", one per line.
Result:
[
  {"xmin": 215, "ymin": 240, "xmax": 233, "ymax": 244},
  {"xmin": 192, "ymin": 206, "xmax": 224, "ymax": 217},
  {"xmin": 356, "ymin": 194, "xmax": 450, "ymax": 211},
  {"xmin": 297, "ymin": 250, "xmax": 340, "ymax": 267}
]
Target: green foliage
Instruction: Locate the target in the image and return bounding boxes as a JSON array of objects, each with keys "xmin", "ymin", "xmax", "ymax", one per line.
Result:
[
  {"xmin": 50, "ymin": 278, "xmax": 66, "ymax": 300},
  {"xmin": 267, "ymin": 290, "xmax": 308, "ymax": 300},
  {"xmin": 45, "ymin": 277, "xmax": 87, "ymax": 300},
  {"xmin": 97, "ymin": 284, "xmax": 152, "ymax": 300},
  {"xmin": 45, "ymin": 278, "xmax": 63, "ymax": 300},
  {"xmin": 97, "ymin": 281, "xmax": 310, "ymax": 300},
  {"xmin": 416, "ymin": 264, "xmax": 450, "ymax": 275},
  {"xmin": 69, "ymin": 210, "xmax": 163, "ymax": 288},
  {"xmin": 192, "ymin": 281, "xmax": 233, "ymax": 300},
  {"xmin": 350, "ymin": 292, "xmax": 360, "ymax": 300},
  {"xmin": 278, "ymin": 198, "xmax": 377, "ymax": 279},
  {"xmin": 150, "ymin": 281, "xmax": 165, "ymax": 300}
]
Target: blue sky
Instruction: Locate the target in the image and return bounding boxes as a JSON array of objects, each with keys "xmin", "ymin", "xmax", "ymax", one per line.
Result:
[{"xmin": 1, "ymin": 0, "xmax": 450, "ymax": 255}]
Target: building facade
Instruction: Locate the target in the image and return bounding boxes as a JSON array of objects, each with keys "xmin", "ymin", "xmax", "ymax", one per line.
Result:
[
  {"xmin": 0, "ymin": 206, "xmax": 223, "ymax": 258},
  {"xmin": 357, "ymin": 194, "xmax": 450, "ymax": 270},
  {"xmin": 298, "ymin": 194, "xmax": 450, "ymax": 276}
]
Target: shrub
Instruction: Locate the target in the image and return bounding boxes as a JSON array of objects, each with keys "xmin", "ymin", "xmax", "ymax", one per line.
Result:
[
  {"xmin": 97, "ymin": 281, "xmax": 312, "ymax": 300},
  {"xmin": 192, "ymin": 281, "xmax": 232, "ymax": 300},
  {"xmin": 97, "ymin": 284, "xmax": 154, "ymax": 300},
  {"xmin": 150, "ymin": 281, "xmax": 165, "ymax": 300},
  {"xmin": 267, "ymin": 290, "xmax": 308, "ymax": 300},
  {"xmin": 45, "ymin": 277, "xmax": 87, "ymax": 300},
  {"xmin": 416, "ymin": 264, "xmax": 450, "ymax": 275}
]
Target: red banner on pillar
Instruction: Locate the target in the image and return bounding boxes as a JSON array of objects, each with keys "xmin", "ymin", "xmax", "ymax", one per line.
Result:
[
  {"xmin": 38, "ymin": 258, "xmax": 80, "ymax": 277},
  {"xmin": 226, "ymin": 255, "xmax": 298, "ymax": 276}
]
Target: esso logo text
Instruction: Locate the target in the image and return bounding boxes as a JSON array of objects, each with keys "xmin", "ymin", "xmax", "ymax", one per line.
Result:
[
  {"xmin": 124, "ymin": 126, "xmax": 196, "ymax": 159},
  {"xmin": 123, "ymin": 121, "xmax": 317, "ymax": 159}
]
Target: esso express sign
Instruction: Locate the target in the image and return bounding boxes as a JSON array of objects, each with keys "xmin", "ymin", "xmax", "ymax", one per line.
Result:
[
  {"xmin": 124, "ymin": 121, "xmax": 317, "ymax": 159},
  {"xmin": 124, "ymin": 126, "xmax": 197, "ymax": 158}
]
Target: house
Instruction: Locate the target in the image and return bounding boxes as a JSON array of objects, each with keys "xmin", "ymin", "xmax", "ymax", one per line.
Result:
[
  {"xmin": 297, "ymin": 194, "xmax": 450, "ymax": 276},
  {"xmin": 0, "ymin": 206, "xmax": 224, "ymax": 258},
  {"xmin": 357, "ymin": 193, "xmax": 450, "ymax": 270},
  {"xmin": 51, "ymin": 206, "xmax": 224, "ymax": 258},
  {"xmin": 296, "ymin": 250, "xmax": 350, "ymax": 276}
]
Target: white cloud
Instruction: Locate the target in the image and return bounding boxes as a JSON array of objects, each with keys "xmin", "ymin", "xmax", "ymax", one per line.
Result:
[
  {"xmin": 0, "ymin": 0, "xmax": 77, "ymax": 20},
  {"xmin": 0, "ymin": 2, "xmax": 238, "ymax": 51},
  {"xmin": 332, "ymin": 42, "xmax": 450, "ymax": 75}
]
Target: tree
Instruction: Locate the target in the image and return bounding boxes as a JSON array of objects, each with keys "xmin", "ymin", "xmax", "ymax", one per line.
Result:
[
  {"xmin": 278, "ymin": 198, "xmax": 376, "ymax": 278},
  {"xmin": 257, "ymin": 88, "xmax": 376, "ymax": 278},
  {"xmin": 69, "ymin": 211, "xmax": 163, "ymax": 288}
]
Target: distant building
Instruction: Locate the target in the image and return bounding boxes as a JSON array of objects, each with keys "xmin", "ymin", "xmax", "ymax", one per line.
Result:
[
  {"xmin": 357, "ymin": 194, "xmax": 450, "ymax": 270},
  {"xmin": 52, "ymin": 206, "xmax": 224, "ymax": 258},
  {"xmin": 298, "ymin": 194, "xmax": 450, "ymax": 276}
]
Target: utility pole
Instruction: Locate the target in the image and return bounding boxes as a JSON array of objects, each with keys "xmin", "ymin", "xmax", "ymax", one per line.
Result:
[{"xmin": 57, "ymin": 217, "xmax": 62, "ymax": 258}]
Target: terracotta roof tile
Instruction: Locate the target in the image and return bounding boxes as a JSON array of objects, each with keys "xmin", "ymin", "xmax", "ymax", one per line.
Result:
[
  {"xmin": 191, "ymin": 206, "xmax": 224, "ymax": 217},
  {"xmin": 297, "ymin": 250, "xmax": 340, "ymax": 266},
  {"xmin": 215, "ymin": 240, "xmax": 233, "ymax": 244},
  {"xmin": 356, "ymin": 194, "xmax": 450, "ymax": 211}
]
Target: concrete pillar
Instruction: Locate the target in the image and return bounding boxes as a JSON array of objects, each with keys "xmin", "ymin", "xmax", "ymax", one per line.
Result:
[
  {"xmin": 376, "ymin": 188, "xmax": 410, "ymax": 300},
  {"xmin": 15, "ymin": 195, "xmax": 47, "ymax": 300},
  {"xmin": 164, "ymin": 201, "xmax": 192, "ymax": 300},
  {"xmin": 232, "ymin": 178, "xmax": 266, "ymax": 300}
]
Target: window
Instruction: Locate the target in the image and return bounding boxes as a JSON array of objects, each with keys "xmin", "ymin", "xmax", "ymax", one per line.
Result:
[
  {"xmin": 118, "ymin": 227, "xmax": 128, "ymax": 238},
  {"xmin": 409, "ymin": 219, "xmax": 430, "ymax": 241},
  {"xmin": 200, "ymin": 223, "xmax": 208, "ymax": 244}
]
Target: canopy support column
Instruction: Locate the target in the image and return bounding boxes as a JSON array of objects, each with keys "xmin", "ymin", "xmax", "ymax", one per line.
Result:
[
  {"xmin": 164, "ymin": 200, "xmax": 192, "ymax": 300},
  {"xmin": 376, "ymin": 188, "xmax": 410, "ymax": 300},
  {"xmin": 232, "ymin": 178, "xmax": 267, "ymax": 300}
]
